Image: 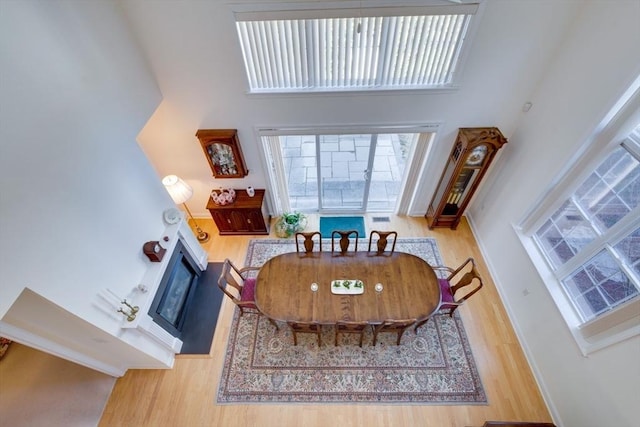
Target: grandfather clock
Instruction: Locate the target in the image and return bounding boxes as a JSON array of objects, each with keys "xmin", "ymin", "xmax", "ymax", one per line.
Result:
[{"xmin": 426, "ymin": 127, "xmax": 507, "ymax": 229}]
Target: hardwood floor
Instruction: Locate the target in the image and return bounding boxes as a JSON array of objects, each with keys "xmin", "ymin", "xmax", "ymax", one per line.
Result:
[{"xmin": 99, "ymin": 215, "xmax": 553, "ymax": 427}]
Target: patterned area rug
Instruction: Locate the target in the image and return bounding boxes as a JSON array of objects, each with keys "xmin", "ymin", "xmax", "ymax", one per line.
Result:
[{"xmin": 217, "ymin": 238, "xmax": 487, "ymax": 404}]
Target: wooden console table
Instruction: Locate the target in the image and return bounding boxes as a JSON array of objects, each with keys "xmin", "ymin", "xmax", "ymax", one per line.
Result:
[{"xmin": 206, "ymin": 189, "xmax": 270, "ymax": 235}]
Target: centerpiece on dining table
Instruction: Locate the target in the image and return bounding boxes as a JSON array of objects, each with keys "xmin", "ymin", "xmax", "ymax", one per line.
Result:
[{"xmin": 331, "ymin": 279, "xmax": 364, "ymax": 295}]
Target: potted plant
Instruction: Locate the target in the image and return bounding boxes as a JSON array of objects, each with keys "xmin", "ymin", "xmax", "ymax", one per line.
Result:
[{"xmin": 275, "ymin": 211, "xmax": 307, "ymax": 238}]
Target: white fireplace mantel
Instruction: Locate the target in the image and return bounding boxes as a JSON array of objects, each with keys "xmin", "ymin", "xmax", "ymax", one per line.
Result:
[{"xmin": 118, "ymin": 219, "xmax": 208, "ymax": 353}]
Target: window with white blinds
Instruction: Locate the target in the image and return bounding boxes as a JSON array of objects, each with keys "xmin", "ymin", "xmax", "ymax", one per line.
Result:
[{"xmin": 235, "ymin": 5, "xmax": 476, "ymax": 93}]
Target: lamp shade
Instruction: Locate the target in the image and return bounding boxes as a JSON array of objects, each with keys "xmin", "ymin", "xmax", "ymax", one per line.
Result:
[{"xmin": 162, "ymin": 175, "xmax": 193, "ymax": 205}]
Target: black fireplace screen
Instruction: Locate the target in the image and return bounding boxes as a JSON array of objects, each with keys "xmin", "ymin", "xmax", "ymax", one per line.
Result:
[{"xmin": 148, "ymin": 240, "xmax": 201, "ymax": 337}]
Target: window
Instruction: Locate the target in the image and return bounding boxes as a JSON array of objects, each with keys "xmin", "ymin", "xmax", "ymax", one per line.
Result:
[
  {"xmin": 518, "ymin": 116, "xmax": 640, "ymax": 354},
  {"xmin": 532, "ymin": 139, "xmax": 640, "ymax": 322},
  {"xmin": 234, "ymin": 3, "xmax": 479, "ymax": 93}
]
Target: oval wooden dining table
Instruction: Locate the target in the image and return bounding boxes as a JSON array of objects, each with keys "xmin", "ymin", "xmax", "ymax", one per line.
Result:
[{"xmin": 255, "ymin": 251, "xmax": 440, "ymax": 324}]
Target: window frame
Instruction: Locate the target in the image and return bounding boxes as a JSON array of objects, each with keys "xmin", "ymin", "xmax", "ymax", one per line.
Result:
[
  {"xmin": 515, "ymin": 79, "xmax": 640, "ymax": 355},
  {"xmin": 232, "ymin": 1, "xmax": 483, "ymax": 94}
]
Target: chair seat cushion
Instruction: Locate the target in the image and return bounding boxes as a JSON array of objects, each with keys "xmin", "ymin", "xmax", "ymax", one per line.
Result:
[
  {"xmin": 240, "ymin": 277, "xmax": 257, "ymax": 309},
  {"xmin": 439, "ymin": 279, "xmax": 455, "ymax": 303}
]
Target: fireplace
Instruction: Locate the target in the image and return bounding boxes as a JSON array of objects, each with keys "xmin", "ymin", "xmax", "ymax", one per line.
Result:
[{"xmin": 148, "ymin": 240, "xmax": 201, "ymax": 338}]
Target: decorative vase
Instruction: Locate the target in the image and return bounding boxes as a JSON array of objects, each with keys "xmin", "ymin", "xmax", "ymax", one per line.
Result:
[
  {"xmin": 210, "ymin": 188, "xmax": 236, "ymax": 206},
  {"xmin": 275, "ymin": 212, "xmax": 307, "ymax": 238},
  {"xmin": 246, "ymin": 186, "xmax": 255, "ymax": 197}
]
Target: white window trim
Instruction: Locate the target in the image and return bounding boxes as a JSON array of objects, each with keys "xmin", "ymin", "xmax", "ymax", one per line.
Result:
[
  {"xmin": 515, "ymin": 75, "xmax": 640, "ymax": 356},
  {"xmin": 515, "ymin": 227, "xmax": 640, "ymax": 356},
  {"xmin": 233, "ymin": 3, "xmax": 481, "ymax": 21}
]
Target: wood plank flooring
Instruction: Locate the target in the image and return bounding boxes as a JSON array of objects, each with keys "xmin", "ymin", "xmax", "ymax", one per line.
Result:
[{"xmin": 99, "ymin": 215, "xmax": 553, "ymax": 427}]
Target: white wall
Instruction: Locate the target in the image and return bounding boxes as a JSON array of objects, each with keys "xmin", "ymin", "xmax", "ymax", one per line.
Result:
[
  {"xmin": 121, "ymin": 0, "xmax": 577, "ymax": 217},
  {"xmin": 0, "ymin": 1, "xmax": 178, "ymax": 375},
  {"xmin": 468, "ymin": 2, "xmax": 640, "ymax": 427}
]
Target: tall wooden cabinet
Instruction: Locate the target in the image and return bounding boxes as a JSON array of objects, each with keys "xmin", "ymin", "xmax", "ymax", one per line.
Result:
[
  {"xmin": 207, "ymin": 189, "xmax": 270, "ymax": 235},
  {"xmin": 426, "ymin": 127, "xmax": 507, "ymax": 229}
]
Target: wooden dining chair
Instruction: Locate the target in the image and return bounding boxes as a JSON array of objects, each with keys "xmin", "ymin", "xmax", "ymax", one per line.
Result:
[
  {"xmin": 334, "ymin": 320, "xmax": 369, "ymax": 347},
  {"xmin": 295, "ymin": 231, "xmax": 322, "ymax": 253},
  {"xmin": 367, "ymin": 230, "xmax": 398, "ymax": 255},
  {"xmin": 331, "ymin": 230, "xmax": 359, "ymax": 254},
  {"xmin": 217, "ymin": 258, "xmax": 278, "ymax": 329},
  {"xmin": 287, "ymin": 321, "xmax": 322, "ymax": 346},
  {"xmin": 415, "ymin": 257, "xmax": 483, "ymax": 332},
  {"xmin": 371, "ymin": 318, "xmax": 416, "ymax": 346}
]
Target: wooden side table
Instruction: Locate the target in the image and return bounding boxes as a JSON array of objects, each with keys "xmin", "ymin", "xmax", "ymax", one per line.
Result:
[{"xmin": 206, "ymin": 189, "xmax": 270, "ymax": 235}]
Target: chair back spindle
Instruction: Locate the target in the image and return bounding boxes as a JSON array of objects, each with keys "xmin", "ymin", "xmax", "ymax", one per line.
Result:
[
  {"xmin": 295, "ymin": 231, "xmax": 322, "ymax": 253},
  {"xmin": 415, "ymin": 258, "xmax": 483, "ymax": 333},
  {"xmin": 331, "ymin": 230, "xmax": 359, "ymax": 254},
  {"xmin": 217, "ymin": 258, "xmax": 279, "ymax": 329},
  {"xmin": 368, "ymin": 230, "xmax": 398, "ymax": 255}
]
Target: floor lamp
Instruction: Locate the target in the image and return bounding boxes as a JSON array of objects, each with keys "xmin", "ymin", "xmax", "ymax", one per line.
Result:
[{"xmin": 162, "ymin": 175, "xmax": 210, "ymax": 243}]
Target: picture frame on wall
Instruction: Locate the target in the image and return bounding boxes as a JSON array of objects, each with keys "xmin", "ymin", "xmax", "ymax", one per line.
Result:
[{"xmin": 196, "ymin": 129, "xmax": 249, "ymax": 179}]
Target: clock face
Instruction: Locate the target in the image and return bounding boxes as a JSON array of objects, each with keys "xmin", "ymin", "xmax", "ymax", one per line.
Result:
[
  {"xmin": 465, "ymin": 145, "xmax": 488, "ymax": 166},
  {"xmin": 143, "ymin": 241, "xmax": 165, "ymax": 262}
]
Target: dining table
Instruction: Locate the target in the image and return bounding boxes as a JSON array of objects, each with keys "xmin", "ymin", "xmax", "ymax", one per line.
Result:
[{"xmin": 255, "ymin": 251, "xmax": 440, "ymax": 324}]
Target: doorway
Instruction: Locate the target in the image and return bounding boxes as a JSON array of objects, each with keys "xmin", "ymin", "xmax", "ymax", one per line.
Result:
[
  {"xmin": 318, "ymin": 133, "xmax": 378, "ymax": 212},
  {"xmin": 260, "ymin": 128, "xmax": 435, "ymax": 215}
]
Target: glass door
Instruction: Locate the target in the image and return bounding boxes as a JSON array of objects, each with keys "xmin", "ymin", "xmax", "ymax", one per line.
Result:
[
  {"xmin": 318, "ymin": 134, "xmax": 375, "ymax": 212},
  {"xmin": 261, "ymin": 130, "xmax": 420, "ymax": 214}
]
